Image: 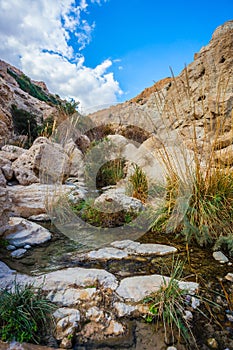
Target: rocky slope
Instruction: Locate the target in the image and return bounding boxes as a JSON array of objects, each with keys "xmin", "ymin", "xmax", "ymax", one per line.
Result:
[{"xmin": 0, "ymin": 60, "xmax": 60, "ymax": 146}]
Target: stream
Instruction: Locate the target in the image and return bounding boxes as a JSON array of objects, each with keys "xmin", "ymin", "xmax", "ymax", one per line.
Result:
[{"xmin": 0, "ymin": 223, "xmax": 233, "ymax": 349}]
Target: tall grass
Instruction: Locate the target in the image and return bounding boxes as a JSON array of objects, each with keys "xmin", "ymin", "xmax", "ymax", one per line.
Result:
[
  {"xmin": 0, "ymin": 282, "xmax": 55, "ymax": 343},
  {"xmin": 143, "ymin": 258, "xmax": 197, "ymax": 348},
  {"xmin": 150, "ymin": 70, "xmax": 233, "ymax": 251}
]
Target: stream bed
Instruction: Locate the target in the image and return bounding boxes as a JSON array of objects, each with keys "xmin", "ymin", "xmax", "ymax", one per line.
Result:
[{"xmin": 0, "ymin": 223, "xmax": 233, "ymax": 350}]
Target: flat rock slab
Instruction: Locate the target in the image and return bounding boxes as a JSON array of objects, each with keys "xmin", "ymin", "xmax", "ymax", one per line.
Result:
[
  {"xmin": 36, "ymin": 267, "xmax": 118, "ymax": 291},
  {"xmin": 86, "ymin": 247, "xmax": 129, "ymax": 260},
  {"xmin": 48, "ymin": 287, "xmax": 97, "ymax": 306},
  {"xmin": 5, "ymin": 217, "xmax": 51, "ymax": 247},
  {"xmin": 84, "ymin": 240, "xmax": 177, "ymax": 260},
  {"xmin": 116, "ymin": 274, "xmax": 199, "ymax": 302}
]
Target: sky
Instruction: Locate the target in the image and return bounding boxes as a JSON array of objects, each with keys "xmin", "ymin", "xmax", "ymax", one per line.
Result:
[{"xmin": 0, "ymin": 0, "xmax": 232, "ymax": 113}]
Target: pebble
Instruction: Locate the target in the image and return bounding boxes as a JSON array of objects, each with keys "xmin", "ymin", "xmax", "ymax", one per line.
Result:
[
  {"xmin": 225, "ymin": 273, "xmax": 233, "ymax": 282},
  {"xmin": 207, "ymin": 338, "xmax": 218, "ymax": 349},
  {"xmin": 6, "ymin": 244, "xmax": 16, "ymax": 251},
  {"xmin": 213, "ymin": 251, "xmax": 229, "ymax": 263},
  {"xmin": 24, "ymin": 245, "xmax": 31, "ymax": 249},
  {"xmin": 11, "ymin": 248, "xmax": 27, "ymax": 258}
]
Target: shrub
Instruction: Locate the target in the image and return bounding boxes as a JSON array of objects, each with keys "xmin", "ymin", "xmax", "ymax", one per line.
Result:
[
  {"xmin": 38, "ymin": 115, "xmax": 56, "ymax": 138},
  {"xmin": 128, "ymin": 164, "xmax": 148, "ymax": 203},
  {"xmin": 11, "ymin": 104, "xmax": 39, "ymax": 147},
  {"xmin": 96, "ymin": 158, "xmax": 126, "ymax": 189},
  {"xmin": 70, "ymin": 198, "xmax": 137, "ymax": 227},
  {"xmin": 0, "ymin": 282, "xmax": 55, "ymax": 343},
  {"xmin": 7, "ymin": 69, "xmax": 59, "ymax": 105}
]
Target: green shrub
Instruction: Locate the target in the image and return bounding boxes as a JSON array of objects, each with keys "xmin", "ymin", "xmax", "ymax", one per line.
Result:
[
  {"xmin": 96, "ymin": 158, "xmax": 126, "ymax": 189},
  {"xmin": 0, "ymin": 282, "xmax": 55, "ymax": 343},
  {"xmin": 7, "ymin": 69, "xmax": 59, "ymax": 105},
  {"xmin": 128, "ymin": 164, "xmax": 148, "ymax": 203},
  {"xmin": 70, "ymin": 198, "xmax": 137, "ymax": 227},
  {"xmin": 150, "ymin": 167, "xmax": 233, "ymax": 248},
  {"xmin": 11, "ymin": 104, "xmax": 39, "ymax": 146}
]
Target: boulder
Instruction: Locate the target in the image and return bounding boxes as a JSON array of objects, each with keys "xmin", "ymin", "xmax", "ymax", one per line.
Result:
[
  {"xmin": 4, "ymin": 217, "xmax": 52, "ymax": 247},
  {"xmin": 36, "ymin": 267, "xmax": 118, "ymax": 291},
  {"xmin": 1, "ymin": 144, "xmax": 26, "ymax": 160},
  {"xmin": 7, "ymin": 183, "xmax": 75, "ymax": 218},
  {"xmin": 94, "ymin": 188, "xmax": 144, "ymax": 213},
  {"xmin": 11, "ymin": 137, "xmax": 71, "ymax": 185},
  {"xmin": 64, "ymin": 139, "xmax": 84, "ymax": 178}
]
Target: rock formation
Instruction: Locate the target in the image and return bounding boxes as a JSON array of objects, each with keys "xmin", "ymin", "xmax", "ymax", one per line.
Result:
[
  {"xmin": 89, "ymin": 21, "xmax": 233, "ymax": 164},
  {"xmin": 0, "ymin": 60, "xmax": 59, "ymax": 146}
]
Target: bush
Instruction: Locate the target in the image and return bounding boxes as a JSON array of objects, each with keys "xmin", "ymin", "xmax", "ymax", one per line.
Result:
[
  {"xmin": 128, "ymin": 164, "xmax": 148, "ymax": 203},
  {"xmin": 7, "ymin": 69, "xmax": 59, "ymax": 105},
  {"xmin": 0, "ymin": 282, "xmax": 55, "ymax": 343},
  {"xmin": 11, "ymin": 104, "xmax": 39, "ymax": 147},
  {"xmin": 96, "ymin": 158, "xmax": 126, "ymax": 189},
  {"xmin": 70, "ymin": 198, "xmax": 137, "ymax": 227}
]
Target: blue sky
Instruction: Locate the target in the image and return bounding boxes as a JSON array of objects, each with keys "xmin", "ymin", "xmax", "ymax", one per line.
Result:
[{"xmin": 0, "ymin": 0, "xmax": 232, "ymax": 111}]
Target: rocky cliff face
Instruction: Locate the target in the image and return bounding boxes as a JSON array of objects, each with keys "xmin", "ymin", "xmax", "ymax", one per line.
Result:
[
  {"xmin": 0, "ymin": 60, "xmax": 59, "ymax": 146},
  {"xmin": 89, "ymin": 21, "xmax": 233, "ymax": 162}
]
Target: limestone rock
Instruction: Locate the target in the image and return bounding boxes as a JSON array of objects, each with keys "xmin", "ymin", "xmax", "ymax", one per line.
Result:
[
  {"xmin": 54, "ymin": 307, "xmax": 80, "ymax": 347},
  {"xmin": 116, "ymin": 274, "xmax": 199, "ymax": 302},
  {"xmin": 1, "ymin": 144, "xmax": 26, "ymax": 160},
  {"xmin": 0, "ymin": 155, "xmax": 13, "ymax": 180},
  {"xmin": 64, "ymin": 139, "xmax": 84, "ymax": 178},
  {"xmin": 114, "ymin": 302, "xmax": 136, "ymax": 317},
  {"xmin": 225, "ymin": 273, "xmax": 233, "ymax": 282},
  {"xmin": 36, "ymin": 267, "xmax": 118, "ymax": 291},
  {"xmin": 7, "ymin": 183, "xmax": 75, "ymax": 218},
  {"xmin": 5, "ymin": 217, "xmax": 52, "ymax": 247},
  {"xmin": 103, "ymin": 320, "xmax": 125, "ymax": 336},
  {"xmin": 111, "ymin": 239, "xmax": 177, "ymax": 256},
  {"xmin": 47, "ymin": 287, "xmax": 97, "ymax": 306},
  {"xmin": 10, "ymin": 248, "xmax": 27, "ymax": 258},
  {"xmin": 86, "ymin": 247, "xmax": 128, "ymax": 260},
  {"xmin": 84, "ymin": 240, "xmax": 177, "ymax": 261},
  {"xmin": 0, "ymin": 261, "xmax": 16, "ymax": 277},
  {"xmin": 94, "ymin": 188, "xmax": 144, "ymax": 213},
  {"xmin": 36, "ymin": 138, "xmax": 71, "ymax": 184},
  {"xmin": 28, "ymin": 213, "xmax": 51, "ymax": 222}
]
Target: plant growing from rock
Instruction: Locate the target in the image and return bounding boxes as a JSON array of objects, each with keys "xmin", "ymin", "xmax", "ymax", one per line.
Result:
[
  {"xmin": 143, "ymin": 259, "xmax": 197, "ymax": 348},
  {"xmin": 0, "ymin": 281, "xmax": 55, "ymax": 344}
]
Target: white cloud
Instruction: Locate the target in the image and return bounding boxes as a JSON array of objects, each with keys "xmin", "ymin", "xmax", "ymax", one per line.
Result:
[{"xmin": 0, "ymin": 0, "xmax": 122, "ymax": 111}]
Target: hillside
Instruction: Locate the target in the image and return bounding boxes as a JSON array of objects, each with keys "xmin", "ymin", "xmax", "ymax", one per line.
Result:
[{"xmin": 0, "ymin": 61, "xmax": 75, "ymax": 147}]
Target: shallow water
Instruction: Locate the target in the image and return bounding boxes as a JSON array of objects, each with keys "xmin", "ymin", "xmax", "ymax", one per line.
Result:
[{"xmin": 1, "ymin": 223, "xmax": 233, "ymax": 349}]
